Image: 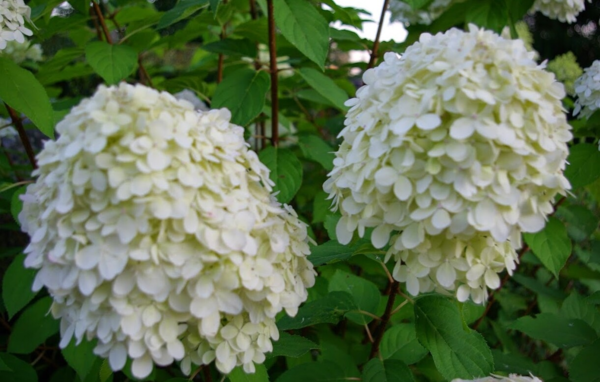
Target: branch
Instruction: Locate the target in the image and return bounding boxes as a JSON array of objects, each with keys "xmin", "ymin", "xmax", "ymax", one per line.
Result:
[
  {"xmin": 137, "ymin": 55, "xmax": 154, "ymax": 87},
  {"xmin": 92, "ymin": 1, "xmax": 113, "ymax": 44},
  {"xmin": 366, "ymin": 0, "xmax": 390, "ymax": 70},
  {"xmin": 266, "ymin": 0, "xmax": 279, "ymax": 147},
  {"xmin": 369, "ymin": 280, "xmax": 399, "ymax": 358},
  {"xmin": 6, "ymin": 104, "xmax": 36, "ymax": 169}
]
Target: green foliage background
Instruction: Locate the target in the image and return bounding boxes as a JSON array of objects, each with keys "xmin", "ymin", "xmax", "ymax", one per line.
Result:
[{"xmin": 0, "ymin": 0, "xmax": 600, "ymax": 381}]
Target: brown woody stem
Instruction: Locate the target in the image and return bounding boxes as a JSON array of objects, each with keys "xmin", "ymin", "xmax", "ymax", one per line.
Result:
[
  {"xmin": 369, "ymin": 280, "xmax": 399, "ymax": 358},
  {"xmin": 266, "ymin": 0, "xmax": 279, "ymax": 147},
  {"xmin": 367, "ymin": 0, "xmax": 390, "ymax": 70},
  {"xmin": 6, "ymin": 104, "xmax": 36, "ymax": 169},
  {"xmin": 92, "ymin": 2, "xmax": 113, "ymax": 44}
]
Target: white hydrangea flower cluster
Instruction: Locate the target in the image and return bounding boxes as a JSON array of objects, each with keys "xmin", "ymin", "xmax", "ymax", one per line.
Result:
[
  {"xmin": 0, "ymin": 117, "xmax": 17, "ymax": 138},
  {"xmin": 389, "ymin": 0, "xmax": 462, "ymax": 26},
  {"xmin": 19, "ymin": 83, "xmax": 315, "ymax": 378},
  {"xmin": 324, "ymin": 26, "xmax": 571, "ymax": 304},
  {"xmin": 532, "ymin": 0, "xmax": 590, "ymax": 23},
  {"xmin": 0, "ymin": 0, "xmax": 33, "ymax": 50},
  {"xmin": 574, "ymin": 60, "xmax": 600, "ymax": 119},
  {"xmin": 452, "ymin": 374, "xmax": 543, "ymax": 382},
  {"xmin": 0, "ymin": 39, "xmax": 42, "ymax": 63}
]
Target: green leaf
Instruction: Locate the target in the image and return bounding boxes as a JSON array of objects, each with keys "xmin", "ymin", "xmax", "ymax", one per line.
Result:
[
  {"xmin": 202, "ymin": 38, "xmax": 257, "ymax": 58},
  {"xmin": 0, "ymin": 356, "xmax": 10, "ymax": 371},
  {"xmin": 510, "ymin": 313, "xmax": 597, "ymax": 348},
  {"xmin": 298, "ymin": 68, "xmax": 348, "ymax": 110},
  {"xmin": 228, "ymin": 364, "xmax": 268, "ymax": 382},
  {"xmin": 414, "ymin": 295, "xmax": 494, "ymax": 380},
  {"xmin": 511, "ymin": 273, "xmax": 567, "ymax": 300},
  {"xmin": 557, "ymin": 205, "xmax": 599, "ymax": 242},
  {"xmin": 2, "ymin": 254, "xmax": 38, "ymax": 319},
  {"xmin": 308, "ymin": 240, "xmax": 355, "ymax": 266},
  {"xmin": 10, "ymin": 186, "xmax": 26, "ymax": 224},
  {"xmin": 328, "ymin": 269, "xmax": 380, "ymax": 324},
  {"xmin": 565, "ymin": 144, "xmax": 600, "ymax": 189},
  {"xmin": 0, "ymin": 57, "xmax": 54, "ymax": 138},
  {"xmin": 276, "ymin": 361, "xmax": 346, "ymax": 382},
  {"xmin": 258, "ymin": 147, "xmax": 302, "ymax": 204},
  {"xmin": 268, "ymin": 333, "xmax": 318, "ymax": 358},
  {"xmin": 298, "ymin": 135, "xmax": 335, "ymax": 171},
  {"xmin": 8, "ymin": 297, "xmax": 60, "ymax": 354},
  {"xmin": 402, "ymin": 0, "xmax": 434, "ymax": 10},
  {"xmin": 62, "ymin": 338, "xmax": 100, "ymax": 381},
  {"xmin": 362, "ymin": 358, "xmax": 415, "ymax": 382},
  {"xmin": 560, "ymin": 293, "xmax": 600, "ymax": 335},
  {"xmin": 570, "ymin": 339, "xmax": 600, "ymax": 382},
  {"xmin": 212, "ymin": 69, "xmax": 271, "ymax": 126},
  {"xmin": 277, "ymin": 291, "xmax": 356, "ymax": 330},
  {"xmin": 312, "ymin": 191, "xmax": 331, "ymax": 224},
  {"xmin": 233, "ymin": 19, "xmax": 268, "ymax": 44},
  {"xmin": 523, "ymin": 217, "xmax": 572, "ymax": 278},
  {"xmin": 380, "ymin": 324, "xmax": 428, "ymax": 365},
  {"xmin": 85, "ymin": 42, "xmax": 138, "ymax": 85},
  {"xmin": 68, "ymin": 0, "xmax": 88, "ymax": 14},
  {"xmin": 157, "ymin": 0, "xmax": 209, "ymax": 29},
  {"xmin": 465, "ymin": 0, "xmax": 508, "ymax": 32},
  {"xmin": 273, "ymin": 0, "xmax": 329, "ymax": 68},
  {"xmin": 209, "ymin": 0, "xmax": 220, "ymax": 13},
  {"xmin": 0, "ymin": 353, "xmax": 37, "ymax": 382}
]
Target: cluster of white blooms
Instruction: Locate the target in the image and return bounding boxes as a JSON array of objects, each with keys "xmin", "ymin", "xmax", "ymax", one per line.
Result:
[
  {"xmin": 453, "ymin": 374, "xmax": 543, "ymax": 382},
  {"xmin": 574, "ymin": 60, "xmax": 600, "ymax": 119},
  {"xmin": 0, "ymin": 0, "xmax": 33, "ymax": 50},
  {"xmin": 0, "ymin": 39, "xmax": 41, "ymax": 63},
  {"xmin": 0, "ymin": 117, "xmax": 17, "ymax": 138},
  {"xmin": 532, "ymin": 0, "xmax": 590, "ymax": 23},
  {"xmin": 389, "ymin": 0, "xmax": 463, "ymax": 26},
  {"xmin": 324, "ymin": 26, "xmax": 571, "ymax": 304},
  {"xmin": 19, "ymin": 83, "xmax": 315, "ymax": 378}
]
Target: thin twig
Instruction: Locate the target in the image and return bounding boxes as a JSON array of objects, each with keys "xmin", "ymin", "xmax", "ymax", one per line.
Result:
[
  {"xmin": 369, "ymin": 281, "xmax": 399, "ymax": 358},
  {"xmin": 137, "ymin": 55, "xmax": 153, "ymax": 87},
  {"xmin": 358, "ymin": 310, "xmax": 382, "ymax": 321},
  {"xmin": 379, "ymin": 260, "xmax": 394, "ymax": 284},
  {"xmin": 90, "ymin": 6, "xmax": 103, "ymax": 40},
  {"xmin": 367, "ymin": 0, "xmax": 390, "ymax": 70},
  {"xmin": 364, "ymin": 323, "xmax": 374, "ymax": 343},
  {"xmin": 189, "ymin": 365, "xmax": 203, "ymax": 380},
  {"xmin": 202, "ymin": 365, "xmax": 213, "ymax": 382},
  {"xmin": 266, "ymin": 0, "xmax": 279, "ymax": 147},
  {"xmin": 390, "ymin": 299, "xmax": 410, "ymax": 316},
  {"xmin": 92, "ymin": 2, "xmax": 113, "ymax": 44},
  {"xmin": 6, "ymin": 104, "xmax": 36, "ymax": 169}
]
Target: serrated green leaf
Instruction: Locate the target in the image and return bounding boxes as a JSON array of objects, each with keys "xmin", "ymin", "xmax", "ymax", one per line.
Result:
[
  {"xmin": 85, "ymin": 42, "xmax": 137, "ymax": 85},
  {"xmin": 68, "ymin": 0, "xmax": 88, "ymax": 14},
  {"xmin": 570, "ymin": 339, "xmax": 600, "ymax": 382},
  {"xmin": 565, "ymin": 144, "xmax": 600, "ymax": 189},
  {"xmin": 212, "ymin": 69, "xmax": 270, "ymax": 126},
  {"xmin": 296, "ymin": 89, "xmax": 337, "ymax": 108},
  {"xmin": 2, "ymin": 254, "xmax": 38, "ymax": 319},
  {"xmin": 273, "ymin": 0, "xmax": 329, "ymax": 68},
  {"xmin": 523, "ymin": 217, "xmax": 572, "ymax": 278},
  {"xmin": 328, "ymin": 269, "xmax": 380, "ymax": 324},
  {"xmin": 557, "ymin": 205, "xmax": 599, "ymax": 242},
  {"xmin": 308, "ymin": 240, "xmax": 361, "ymax": 266},
  {"xmin": 99, "ymin": 359, "xmax": 112, "ymax": 382},
  {"xmin": 414, "ymin": 295, "xmax": 494, "ymax": 380},
  {"xmin": 561, "ymin": 293, "xmax": 600, "ymax": 335},
  {"xmin": 0, "ymin": 353, "xmax": 37, "ymax": 382},
  {"xmin": 511, "ymin": 274, "xmax": 567, "ymax": 300},
  {"xmin": 62, "ymin": 338, "xmax": 100, "ymax": 381},
  {"xmin": 202, "ymin": 38, "xmax": 257, "ymax": 57},
  {"xmin": 465, "ymin": 0, "xmax": 508, "ymax": 32},
  {"xmin": 268, "ymin": 333, "xmax": 318, "ymax": 358},
  {"xmin": 0, "ymin": 356, "xmax": 10, "ymax": 371},
  {"xmin": 157, "ymin": 0, "xmax": 209, "ymax": 29},
  {"xmin": 8, "ymin": 297, "xmax": 60, "ymax": 354},
  {"xmin": 277, "ymin": 291, "xmax": 356, "ymax": 330},
  {"xmin": 258, "ymin": 147, "xmax": 302, "ymax": 203},
  {"xmin": 232, "ymin": 19, "xmax": 268, "ymax": 44},
  {"xmin": 209, "ymin": 0, "xmax": 220, "ymax": 13},
  {"xmin": 0, "ymin": 57, "xmax": 54, "ymax": 137},
  {"xmin": 299, "ymin": 135, "xmax": 335, "ymax": 171},
  {"xmin": 510, "ymin": 313, "xmax": 597, "ymax": 348},
  {"xmin": 276, "ymin": 361, "xmax": 346, "ymax": 382},
  {"xmin": 402, "ymin": 0, "xmax": 434, "ymax": 10},
  {"xmin": 324, "ymin": 214, "xmax": 341, "ymax": 240},
  {"xmin": 228, "ymin": 364, "xmax": 268, "ymax": 382},
  {"xmin": 381, "ymin": 324, "xmax": 428, "ymax": 365},
  {"xmin": 10, "ymin": 186, "xmax": 25, "ymax": 224},
  {"xmin": 362, "ymin": 358, "xmax": 415, "ymax": 382},
  {"xmin": 312, "ymin": 191, "xmax": 331, "ymax": 224},
  {"xmin": 298, "ymin": 68, "xmax": 348, "ymax": 110}
]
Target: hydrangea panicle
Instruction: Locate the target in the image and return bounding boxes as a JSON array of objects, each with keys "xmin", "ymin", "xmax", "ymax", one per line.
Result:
[
  {"xmin": 532, "ymin": 0, "xmax": 591, "ymax": 23},
  {"xmin": 325, "ymin": 25, "xmax": 571, "ymax": 304},
  {"xmin": 574, "ymin": 60, "xmax": 600, "ymax": 120},
  {"xmin": 19, "ymin": 83, "xmax": 315, "ymax": 378},
  {"xmin": 0, "ymin": 0, "xmax": 33, "ymax": 50}
]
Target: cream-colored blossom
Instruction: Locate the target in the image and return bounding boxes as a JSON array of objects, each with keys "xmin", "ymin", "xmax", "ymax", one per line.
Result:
[
  {"xmin": 324, "ymin": 26, "xmax": 571, "ymax": 303},
  {"xmin": 0, "ymin": 39, "xmax": 42, "ymax": 63},
  {"xmin": 547, "ymin": 52, "xmax": 582, "ymax": 95},
  {"xmin": 0, "ymin": 0, "xmax": 33, "ymax": 50},
  {"xmin": 532, "ymin": 0, "xmax": 590, "ymax": 23},
  {"xmin": 20, "ymin": 83, "xmax": 315, "ymax": 378},
  {"xmin": 453, "ymin": 374, "xmax": 543, "ymax": 382},
  {"xmin": 574, "ymin": 60, "xmax": 600, "ymax": 119},
  {"xmin": 389, "ymin": 0, "xmax": 465, "ymax": 26}
]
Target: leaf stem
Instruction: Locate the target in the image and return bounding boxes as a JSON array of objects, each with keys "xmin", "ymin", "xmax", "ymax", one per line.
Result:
[
  {"xmin": 367, "ymin": 0, "xmax": 390, "ymax": 70},
  {"xmin": 369, "ymin": 280, "xmax": 399, "ymax": 358},
  {"xmin": 266, "ymin": 0, "xmax": 279, "ymax": 147},
  {"xmin": 6, "ymin": 104, "xmax": 36, "ymax": 169}
]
